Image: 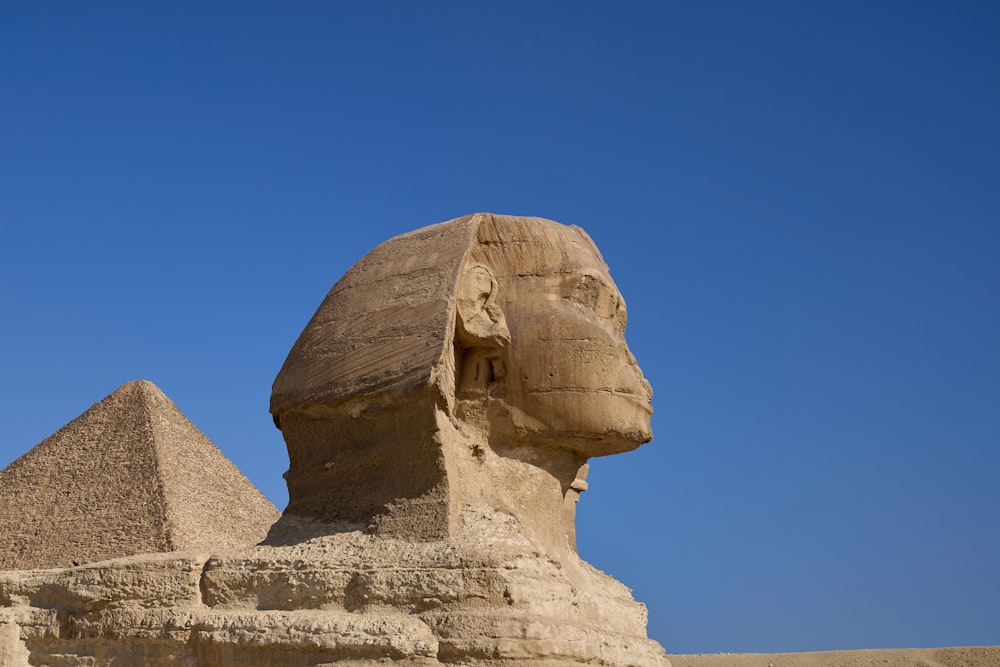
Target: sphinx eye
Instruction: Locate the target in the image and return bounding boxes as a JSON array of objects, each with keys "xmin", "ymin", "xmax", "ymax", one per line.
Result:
[
  {"xmin": 567, "ymin": 274, "xmax": 601, "ymax": 310},
  {"xmin": 566, "ymin": 274, "xmax": 627, "ymax": 333}
]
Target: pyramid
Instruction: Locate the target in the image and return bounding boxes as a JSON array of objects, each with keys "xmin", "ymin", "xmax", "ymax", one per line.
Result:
[{"xmin": 0, "ymin": 380, "xmax": 279, "ymax": 570}]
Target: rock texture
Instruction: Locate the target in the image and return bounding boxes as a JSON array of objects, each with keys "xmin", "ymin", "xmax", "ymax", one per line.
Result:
[
  {"xmin": 0, "ymin": 214, "xmax": 666, "ymax": 667},
  {"xmin": 269, "ymin": 213, "xmax": 652, "ymax": 548},
  {"xmin": 0, "ymin": 380, "xmax": 279, "ymax": 570}
]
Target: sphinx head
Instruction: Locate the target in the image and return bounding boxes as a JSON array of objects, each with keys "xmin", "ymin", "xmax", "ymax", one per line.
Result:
[
  {"xmin": 269, "ymin": 213, "xmax": 652, "ymax": 546},
  {"xmin": 455, "ymin": 215, "xmax": 652, "ymax": 454}
]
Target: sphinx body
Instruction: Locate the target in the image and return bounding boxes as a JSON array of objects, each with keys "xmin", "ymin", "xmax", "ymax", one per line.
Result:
[{"xmin": 0, "ymin": 213, "xmax": 667, "ymax": 667}]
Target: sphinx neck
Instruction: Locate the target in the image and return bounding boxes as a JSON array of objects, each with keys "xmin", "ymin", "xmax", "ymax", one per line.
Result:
[
  {"xmin": 272, "ymin": 399, "xmax": 589, "ymax": 561},
  {"xmin": 440, "ymin": 409, "xmax": 589, "ymax": 561}
]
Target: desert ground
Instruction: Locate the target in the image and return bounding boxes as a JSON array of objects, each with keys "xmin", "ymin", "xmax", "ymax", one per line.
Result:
[{"xmin": 667, "ymin": 647, "xmax": 999, "ymax": 667}]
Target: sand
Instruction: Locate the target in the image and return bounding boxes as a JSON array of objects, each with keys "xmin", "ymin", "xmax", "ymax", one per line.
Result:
[{"xmin": 668, "ymin": 647, "xmax": 1000, "ymax": 667}]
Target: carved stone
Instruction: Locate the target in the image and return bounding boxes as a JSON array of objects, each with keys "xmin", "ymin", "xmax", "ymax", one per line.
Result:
[
  {"xmin": 269, "ymin": 213, "xmax": 653, "ymax": 551},
  {"xmin": 0, "ymin": 214, "xmax": 667, "ymax": 667},
  {"xmin": 0, "ymin": 380, "xmax": 279, "ymax": 570}
]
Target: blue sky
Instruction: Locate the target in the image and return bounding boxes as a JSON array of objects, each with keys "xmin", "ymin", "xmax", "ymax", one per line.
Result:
[{"xmin": 1, "ymin": 1, "xmax": 998, "ymax": 654}]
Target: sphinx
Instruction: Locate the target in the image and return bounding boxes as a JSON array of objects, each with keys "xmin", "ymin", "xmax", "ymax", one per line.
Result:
[
  {"xmin": 0, "ymin": 213, "xmax": 667, "ymax": 667},
  {"xmin": 268, "ymin": 213, "xmax": 653, "ymax": 553}
]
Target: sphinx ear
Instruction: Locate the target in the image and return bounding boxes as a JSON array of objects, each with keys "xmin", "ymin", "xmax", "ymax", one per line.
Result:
[
  {"xmin": 454, "ymin": 263, "xmax": 509, "ymax": 397},
  {"xmin": 456, "ymin": 263, "xmax": 510, "ymax": 348}
]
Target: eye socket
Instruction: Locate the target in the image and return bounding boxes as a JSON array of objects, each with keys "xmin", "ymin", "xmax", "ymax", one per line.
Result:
[
  {"xmin": 566, "ymin": 273, "xmax": 628, "ymax": 335},
  {"xmin": 568, "ymin": 274, "xmax": 602, "ymax": 310}
]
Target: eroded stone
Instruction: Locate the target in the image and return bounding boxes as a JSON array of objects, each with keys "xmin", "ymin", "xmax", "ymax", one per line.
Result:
[
  {"xmin": 0, "ymin": 380, "xmax": 279, "ymax": 570},
  {"xmin": 0, "ymin": 214, "xmax": 667, "ymax": 667}
]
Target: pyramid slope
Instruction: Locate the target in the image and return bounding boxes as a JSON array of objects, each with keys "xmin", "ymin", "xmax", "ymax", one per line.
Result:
[
  {"xmin": 0, "ymin": 381, "xmax": 278, "ymax": 570},
  {"xmin": 141, "ymin": 382, "xmax": 280, "ymax": 551}
]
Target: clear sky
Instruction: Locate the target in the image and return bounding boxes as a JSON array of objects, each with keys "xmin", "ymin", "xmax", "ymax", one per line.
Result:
[{"xmin": 1, "ymin": 1, "xmax": 997, "ymax": 655}]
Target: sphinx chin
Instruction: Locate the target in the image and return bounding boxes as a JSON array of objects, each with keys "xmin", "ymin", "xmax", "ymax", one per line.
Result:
[{"xmin": 507, "ymin": 391, "xmax": 652, "ymax": 457}]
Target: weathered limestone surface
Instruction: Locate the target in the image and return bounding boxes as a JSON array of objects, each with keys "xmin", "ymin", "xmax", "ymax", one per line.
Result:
[
  {"xmin": 0, "ymin": 214, "xmax": 667, "ymax": 667},
  {"xmin": 0, "ymin": 380, "xmax": 279, "ymax": 570}
]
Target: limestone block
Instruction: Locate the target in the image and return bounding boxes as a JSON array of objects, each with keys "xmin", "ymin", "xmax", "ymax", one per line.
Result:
[{"xmin": 0, "ymin": 381, "xmax": 279, "ymax": 570}]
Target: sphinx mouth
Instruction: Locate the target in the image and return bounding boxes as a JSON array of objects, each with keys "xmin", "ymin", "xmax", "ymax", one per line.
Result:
[
  {"xmin": 597, "ymin": 386, "xmax": 651, "ymax": 410},
  {"xmin": 622, "ymin": 392, "xmax": 654, "ymax": 415},
  {"xmin": 601, "ymin": 386, "xmax": 654, "ymax": 409}
]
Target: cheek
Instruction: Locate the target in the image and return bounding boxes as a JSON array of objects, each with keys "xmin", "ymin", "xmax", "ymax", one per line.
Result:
[
  {"xmin": 526, "ymin": 342, "xmax": 624, "ymax": 391},
  {"xmin": 507, "ymin": 302, "xmax": 625, "ymax": 391}
]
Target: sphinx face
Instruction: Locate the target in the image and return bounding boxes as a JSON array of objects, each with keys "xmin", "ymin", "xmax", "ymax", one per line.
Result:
[{"xmin": 484, "ymin": 225, "xmax": 653, "ymax": 456}]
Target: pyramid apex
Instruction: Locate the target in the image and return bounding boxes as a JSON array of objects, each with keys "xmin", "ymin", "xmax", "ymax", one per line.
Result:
[
  {"xmin": 114, "ymin": 378, "xmax": 166, "ymax": 397},
  {"xmin": 0, "ymin": 382, "xmax": 279, "ymax": 570}
]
